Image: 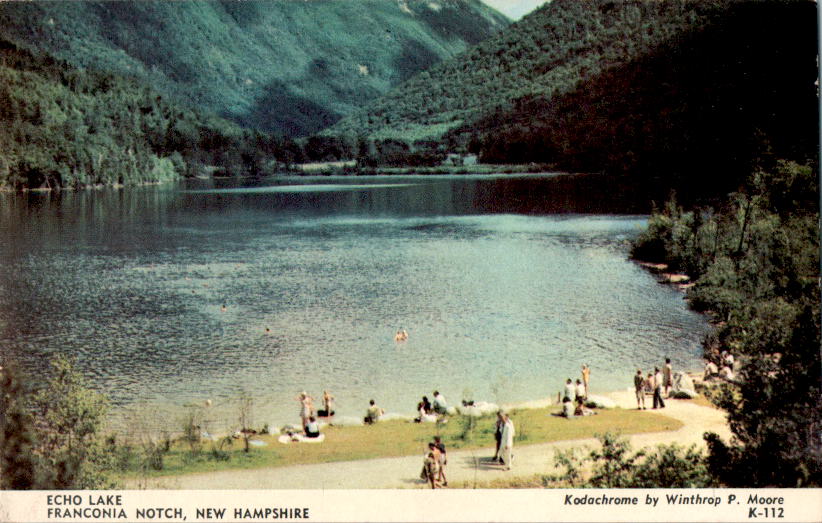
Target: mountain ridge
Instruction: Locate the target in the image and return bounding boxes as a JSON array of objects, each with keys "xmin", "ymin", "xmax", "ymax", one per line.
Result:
[{"xmin": 0, "ymin": 0, "xmax": 509, "ymax": 136}]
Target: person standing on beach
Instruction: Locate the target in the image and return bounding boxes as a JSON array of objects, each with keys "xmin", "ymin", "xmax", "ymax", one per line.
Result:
[
  {"xmin": 634, "ymin": 369, "xmax": 646, "ymax": 409},
  {"xmin": 321, "ymin": 390, "xmax": 335, "ymax": 417},
  {"xmin": 500, "ymin": 412, "xmax": 515, "ymax": 471},
  {"xmin": 297, "ymin": 392, "xmax": 314, "ymax": 431},
  {"xmin": 652, "ymin": 367, "xmax": 666, "ymax": 409},
  {"xmin": 663, "ymin": 358, "xmax": 673, "ymax": 397},
  {"xmin": 581, "ymin": 364, "xmax": 590, "ymax": 398}
]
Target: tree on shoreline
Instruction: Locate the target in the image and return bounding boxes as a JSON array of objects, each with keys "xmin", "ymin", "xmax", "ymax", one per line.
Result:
[
  {"xmin": 631, "ymin": 160, "xmax": 821, "ymax": 487},
  {"xmin": 0, "ymin": 356, "xmax": 116, "ymax": 489}
]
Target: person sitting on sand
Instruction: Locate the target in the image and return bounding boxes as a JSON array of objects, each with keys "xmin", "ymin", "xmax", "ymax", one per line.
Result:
[
  {"xmin": 420, "ymin": 395, "xmax": 432, "ymax": 414},
  {"xmin": 719, "ymin": 365, "xmax": 735, "ymax": 381},
  {"xmin": 432, "ymin": 391, "xmax": 448, "ymax": 414},
  {"xmin": 574, "ymin": 398, "xmax": 597, "ymax": 416},
  {"xmin": 364, "ymin": 399, "xmax": 384, "ymax": 424},
  {"xmin": 415, "ymin": 402, "xmax": 438, "ymax": 423},
  {"xmin": 304, "ymin": 416, "xmax": 321, "ymax": 438},
  {"xmin": 563, "ymin": 378, "xmax": 575, "ymax": 403},
  {"xmin": 704, "ymin": 360, "xmax": 719, "ymax": 379},
  {"xmin": 561, "ymin": 397, "xmax": 574, "ymax": 418},
  {"xmin": 645, "ymin": 372, "xmax": 655, "ymax": 395},
  {"xmin": 575, "ymin": 379, "xmax": 585, "ymax": 403}
]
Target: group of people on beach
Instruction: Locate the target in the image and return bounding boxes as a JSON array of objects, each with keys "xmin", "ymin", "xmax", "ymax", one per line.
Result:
[
  {"xmin": 413, "ymin": 391, "xmax": 448, "ymax": 423},
  {"xmin": 296, "ymin": 390, "xmax": 335, "ymax": 437},
  {"xmin": 704, "ymin": 350, "xmax": 736, "ymax": 381},
  {"xmin": 633, "ymin": 358, "xmax": 673, "ymax": 410},
  {"xmin": 558, "ymin": 364, "xmax": 595, "ymax": 417}
]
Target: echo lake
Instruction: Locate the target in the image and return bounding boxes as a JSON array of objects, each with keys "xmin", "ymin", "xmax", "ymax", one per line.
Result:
[{"xmin": 0, "ymin": 174, "xmax": 709, "ymax": 428}]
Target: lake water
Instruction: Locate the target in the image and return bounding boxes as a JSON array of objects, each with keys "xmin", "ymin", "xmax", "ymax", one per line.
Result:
[{"xmin": 0, "ymin": 174, "xmax": 709, "ymax": 430}]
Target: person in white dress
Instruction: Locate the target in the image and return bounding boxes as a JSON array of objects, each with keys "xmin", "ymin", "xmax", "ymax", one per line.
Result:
[{"xmin": 499, "ymin": 412, "xmax": 515, "ymax": 471}]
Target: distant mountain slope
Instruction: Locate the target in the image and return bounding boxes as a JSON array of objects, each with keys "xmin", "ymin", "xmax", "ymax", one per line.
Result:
[
  {"xmin": 328, "ymin": 0, "xmax": 723, "ymax": 140},
  {"xmin": 0, "ymin": 39, "xmax": 297, "ymax": 190},
  {"xmin": 0, "ymin": 0, "xmax": 508, "ymax": 137}
]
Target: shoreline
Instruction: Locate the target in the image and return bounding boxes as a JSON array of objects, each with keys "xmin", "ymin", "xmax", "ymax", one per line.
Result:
[
  {"xmin": 107, "ymin": 367, "xmax": 707, "ymax": 444},
  {"xmin": 130, "ymin": 383, "xmax": 727, "ymax": 489}
]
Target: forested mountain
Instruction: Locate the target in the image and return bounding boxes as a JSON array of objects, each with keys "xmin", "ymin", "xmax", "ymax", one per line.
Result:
[
  {"xmin": 0, "ymin": 39, "xmax": 298, "ymax": 189},
  {"xmin": 329, "ymin": 0, "xmax": 721, "ymax": 140},
  {"xmin": 329, "ymin": 0, "xmax": 817, "ymax": 191},
  {"xmin": 461, "ymin": 0, "xmax": 818, "ymax": 190},
  {"xmin": 0, "ymin": 0, "xmax": 508, "ymax": 137}
]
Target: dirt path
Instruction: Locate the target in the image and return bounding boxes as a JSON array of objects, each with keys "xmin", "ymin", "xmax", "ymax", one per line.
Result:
[{"xmin": 137, "ymin": 390, "xmax": 730, "ymax": 489}]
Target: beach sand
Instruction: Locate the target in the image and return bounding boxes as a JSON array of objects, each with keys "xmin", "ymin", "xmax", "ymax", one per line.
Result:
[{"xmin": 136, "ymin": 388, "xmax": 730, "ymax": 489}]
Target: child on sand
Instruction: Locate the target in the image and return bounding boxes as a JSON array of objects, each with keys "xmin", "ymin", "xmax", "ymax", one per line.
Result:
[{"xmin": 634, "ymin": 369, "xmax": 646, "ymax": 410}]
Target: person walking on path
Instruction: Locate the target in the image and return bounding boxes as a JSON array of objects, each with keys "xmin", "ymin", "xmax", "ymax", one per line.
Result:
[
  {"xmin": 493, "ymin": 411, "xmax": 504, "ymax": 462},
  {"xmin": 652, "ymin": 367, "xmax": 666, "ymax": 409},
  {"xmin": 663, "ymin": 358, "xmax": 673, "ymax": 397},
  {"xmin": 581, "ymin": 364, "xmax": 590, "ymax": 398},
  {"xmin": 499, "ymin": 412, "xmax": 515, "ymax": 471},
  {"xmin": 634, "ymin": 369, "xmax": 646, "ymax": 409},
  {"xmin": 421, "ymin": 450, "xmax": 440, "ymax": 489},
  {"xmin": 433, "ymin": 436, "xmax": 447, "ymax": 486}
]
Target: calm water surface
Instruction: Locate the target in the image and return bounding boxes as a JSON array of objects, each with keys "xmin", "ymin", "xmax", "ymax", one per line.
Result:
[{"xmin": 0, "ymin": 174, "xmax": 709, "ymax": 428}]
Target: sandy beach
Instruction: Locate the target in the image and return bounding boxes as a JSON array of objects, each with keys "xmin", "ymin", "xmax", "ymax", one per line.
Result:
[{"xmin": 135, "ymin": 388, "xmax": 730, "ymax": 489}]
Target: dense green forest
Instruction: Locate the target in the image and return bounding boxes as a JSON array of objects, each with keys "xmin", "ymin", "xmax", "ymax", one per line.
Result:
[
  {"xmin": 0, "ymin": 39, "xmax": 303, "ymax": 189},
  {"xmin": 328, "ymin": 0, "xmax": 726, "ymax": 140},
  {"xmin": 0, "ymin": 0, "xmax": 508, "ymax": 137},
  {"xmin": 631, "ymin": 159, "xmax": 820, "ymax": 486},
  {"xmin": 462, "ymin": 1, "xmax": 818, "ymax": 192},
  {"xmin": 328, "ymin": 0, "xmax": 817, "ymax": 195}
]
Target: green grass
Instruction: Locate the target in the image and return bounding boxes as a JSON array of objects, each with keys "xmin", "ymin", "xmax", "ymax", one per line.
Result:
[{"xmin": 119, "ymin": 407, "xmax": 681, "ymax": 480}]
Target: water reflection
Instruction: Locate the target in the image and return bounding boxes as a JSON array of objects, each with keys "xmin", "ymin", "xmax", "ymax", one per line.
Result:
[{"xmin": 0, "ymin": 174, "xmax": 708, "ymax": 427}]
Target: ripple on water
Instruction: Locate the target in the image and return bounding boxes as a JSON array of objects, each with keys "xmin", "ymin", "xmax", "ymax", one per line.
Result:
[{"xmin": 0, "ymin": 184, "xmax": 709, "ymax": 429}]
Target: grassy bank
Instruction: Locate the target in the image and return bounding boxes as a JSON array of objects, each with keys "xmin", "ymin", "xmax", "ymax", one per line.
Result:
[{"xmin": 119, "ymin": 407, "xmax": 681, "ymax": 480}]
